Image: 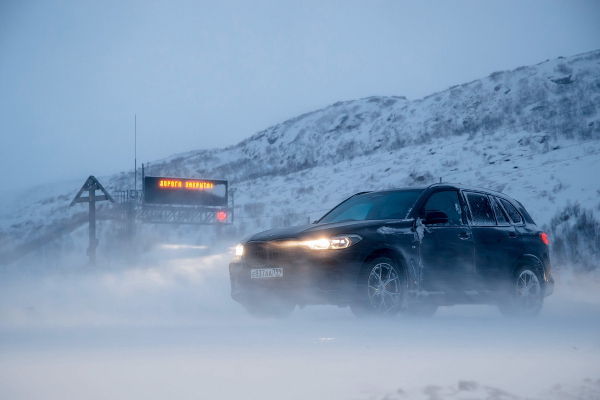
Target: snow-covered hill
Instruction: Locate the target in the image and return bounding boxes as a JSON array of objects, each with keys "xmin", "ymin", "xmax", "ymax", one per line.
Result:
[{"xmin": 1, "ymin": 50, "xmax": 600, "ymax": 264}]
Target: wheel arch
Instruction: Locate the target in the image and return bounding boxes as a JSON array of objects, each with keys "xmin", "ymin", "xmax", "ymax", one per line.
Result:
[
  {"xmin": 511, "ymin": 254, "xmax": 545, "ymax": 279},
  {"xmin": 361, "ymin": 246, "xmax": 410, "ymax": 282}
]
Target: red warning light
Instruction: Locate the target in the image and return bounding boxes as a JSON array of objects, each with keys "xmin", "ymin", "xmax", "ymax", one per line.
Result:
[{"xmin": 216, "ymin": 211, "xmax": 227, "ymax": 222}]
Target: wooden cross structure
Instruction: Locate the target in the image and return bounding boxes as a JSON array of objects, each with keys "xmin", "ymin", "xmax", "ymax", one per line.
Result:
[{"xmin": 70, "ymin": 176, "xmax": 114, "ymax": 264}]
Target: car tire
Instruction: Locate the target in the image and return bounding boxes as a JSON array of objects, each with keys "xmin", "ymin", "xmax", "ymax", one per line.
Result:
[
  {"xmin": 242, "ymin": 296, "xmax": 295, "ymax": 318},
  {"xmin": 350, "ymin": 257, "xmax": 405, "ymax": 317},
  {"xmin": 497, "ymin": 265, "xmax": 544, "ymax": 318},
  {"xmin": 401, "ymin": 303, "xmax": 438, "ymax": 318}
]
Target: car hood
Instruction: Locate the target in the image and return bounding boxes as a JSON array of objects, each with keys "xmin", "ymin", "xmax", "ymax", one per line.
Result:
[{"xmin": 244, "ymin": 219, "xmax": 415, "ymax": 243}]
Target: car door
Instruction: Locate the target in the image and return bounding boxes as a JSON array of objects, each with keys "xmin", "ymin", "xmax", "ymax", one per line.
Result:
[
  {"xmin": 419, "ymin": 190, "xmax": 475, "ymax": 292},
  {"xmin": 464, "ymin": 192, "xmax": 523, "ymax": 291},
  {"xmin": 495, "ymin": 196, "xmax": 527, "ymax": 282}
]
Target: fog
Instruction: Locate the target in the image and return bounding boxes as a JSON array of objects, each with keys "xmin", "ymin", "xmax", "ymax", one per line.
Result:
[
  {"xmin": 2, "ymin": 2, "xmax": 600, "ymax": 397},
  {"xmin": 1, "ymin": 245, "xmax": 598, "ymax": 400}
]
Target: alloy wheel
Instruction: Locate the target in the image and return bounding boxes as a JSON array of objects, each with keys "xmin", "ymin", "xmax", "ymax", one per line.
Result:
[
  {"xmin": 516, "ymin": 270, "xmax": 542, "ymax": 312},
  {"xmin": 367, "ymin": 262, "xmax": 401, "ymax": 312}
]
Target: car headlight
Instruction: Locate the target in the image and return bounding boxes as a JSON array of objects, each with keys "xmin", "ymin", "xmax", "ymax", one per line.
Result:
[
  {"xmin": 303, "ymin": 235, "xmax": 362, "ymax": 250},
  {"xmin": 235, "ymin": 244, "xmax": 244, "ymax": 256}
]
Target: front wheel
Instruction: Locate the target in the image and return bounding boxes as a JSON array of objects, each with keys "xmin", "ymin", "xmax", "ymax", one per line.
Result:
[
  {"xmin": 498, "ymin": 266, "xmax": 544, "ymax": 318},
  {"xmin": 350, "ymin": 257, "xmax": 405, "ymax": 317}
]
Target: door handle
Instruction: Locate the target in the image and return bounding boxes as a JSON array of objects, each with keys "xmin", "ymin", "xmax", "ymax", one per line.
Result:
[
  {"xmin": 508, "ymin": 232, "xmax": 517, "ymax": 238},
  {"xmin": 458, "ymin": 231, "xmax": 471, "ymax": 240}
]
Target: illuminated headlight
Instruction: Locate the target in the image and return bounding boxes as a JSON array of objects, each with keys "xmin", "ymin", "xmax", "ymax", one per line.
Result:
[
  {"xmin": 303, "ymin": 235, "xmax": 362, "ymax": 250},
  {"xmin": 235, "ymin": 244, "xmax": 244, "ymax": 256}
]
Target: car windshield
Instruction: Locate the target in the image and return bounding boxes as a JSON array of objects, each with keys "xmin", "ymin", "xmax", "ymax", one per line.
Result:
[{"xmin": 318, "ymin": 190, "xmax": 423, "ymax": 224}]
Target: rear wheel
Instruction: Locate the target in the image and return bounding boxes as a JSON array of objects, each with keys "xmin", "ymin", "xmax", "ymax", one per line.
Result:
[
  {"xmin": 350, "ymin": 257, "xmax": 404, "ymax": 317},
  {"xmin": 498, "ymin": 266, "xmax": 544, "ymax": 318}
]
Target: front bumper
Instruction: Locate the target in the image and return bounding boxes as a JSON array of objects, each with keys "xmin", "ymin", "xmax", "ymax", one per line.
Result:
[{"xmin": 228, "ymin": 251, "xmax": 362, "ymax": 305}]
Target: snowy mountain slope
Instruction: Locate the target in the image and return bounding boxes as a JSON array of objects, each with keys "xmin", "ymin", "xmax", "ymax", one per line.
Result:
[
  {"xmin": 150, "ymin": 50, "xmax": 600, "ymax": 183},
  {"xmin": 233, "ymin": 129, "xmax": 600, "ymax": 226},
  {"xmin": 1, "ymin": 50, "xmax": 600, "ymax": 263}
]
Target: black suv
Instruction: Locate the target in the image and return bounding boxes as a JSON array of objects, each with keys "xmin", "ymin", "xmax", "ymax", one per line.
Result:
[{"xmin": 229, "ymin": 184, "xmax": 554, "ymax": 317}]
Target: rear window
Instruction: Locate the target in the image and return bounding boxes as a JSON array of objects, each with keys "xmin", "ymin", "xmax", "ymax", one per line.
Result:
[
  {"xmin": 491, "ymin": 197, "xmax": 511, "ymax": 226},
  {"xmin": 499, "ymin": 198, "xmax": 523, "ymax": 224},
  {"xmin": 465, "ymin": 192, "xmax": 496, "ymax": 226},
  {"xmin": 318, "ymin": 190, "xmax": 423, "ymax": 224}
]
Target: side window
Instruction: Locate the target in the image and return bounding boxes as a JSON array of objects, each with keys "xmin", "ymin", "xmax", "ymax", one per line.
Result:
[
  {"xmin": 490, "ymin": 196, "xmax": 511, "ymax": 226},
  {"xmin": 420, "ymin": 190, "xmax": 464, "ymax": 226},
  {"xmin": 499, "ymin": 198, "xmax": 523, "ymax": 224},
  {"xmin": 465, "ymin": 192, "xmax": 496, "ymax": 226}
]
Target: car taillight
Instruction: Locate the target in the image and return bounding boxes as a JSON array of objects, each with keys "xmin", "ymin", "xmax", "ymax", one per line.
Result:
[{"xmin": 539, "ymin": 232, "xmax": 549, "ymax": 246}]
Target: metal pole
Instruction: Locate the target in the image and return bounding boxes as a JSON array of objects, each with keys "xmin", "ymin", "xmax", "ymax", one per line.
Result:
[
  {"xmin": 141, "ymin": 163, "xmax": 145, "ymax": 206},
  {"xmin": 135, "ymin": 115, "xmax": 137, "ymax": 191},
  {"xmin": 88, "ymin": 184, "xmax": 97, "ymax": 265}
]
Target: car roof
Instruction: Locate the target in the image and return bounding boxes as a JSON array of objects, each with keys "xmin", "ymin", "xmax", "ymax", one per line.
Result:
[
  {"xmin": 349, "ymin": 183, "xmax": 534, "ymax": 224},
  {"xmin": 351, "ymin": 187, "xmax": 427, "ymax": 196},
  {"xmin": 360, "ymin": 183, "xmax": 514, "ymax": 200}
]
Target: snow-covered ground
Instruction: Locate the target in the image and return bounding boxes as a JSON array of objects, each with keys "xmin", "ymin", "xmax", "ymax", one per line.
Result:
[{"xmin": 0, "ymin": 248, "xmax": 598, "ymax": 400}]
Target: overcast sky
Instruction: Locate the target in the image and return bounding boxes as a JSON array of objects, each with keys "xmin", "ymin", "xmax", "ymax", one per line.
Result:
[{"xmin": 1, "ymin": 0, "xmax": 600, "ymax": 193}]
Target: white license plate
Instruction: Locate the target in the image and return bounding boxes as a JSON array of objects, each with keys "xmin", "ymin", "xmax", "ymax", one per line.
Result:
[{"xmin": 251, "ymin": 268, "xmax": 283, "ymax": 279}]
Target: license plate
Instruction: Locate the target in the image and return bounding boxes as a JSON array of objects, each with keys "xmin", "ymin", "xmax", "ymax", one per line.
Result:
[{"xmin": 251, "ymin": 268, "xmax": 283, "ymax": 279}]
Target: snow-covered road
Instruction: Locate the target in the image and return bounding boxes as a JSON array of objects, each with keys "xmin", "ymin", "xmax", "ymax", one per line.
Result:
[{"xmin": 0, "ymin": 250, "xmax": 598, "ymax": 400}]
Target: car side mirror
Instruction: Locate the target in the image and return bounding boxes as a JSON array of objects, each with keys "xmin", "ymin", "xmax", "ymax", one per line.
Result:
[{"xmin": 423, "ymin": 211, "xmax": 449, "ymax": 225}]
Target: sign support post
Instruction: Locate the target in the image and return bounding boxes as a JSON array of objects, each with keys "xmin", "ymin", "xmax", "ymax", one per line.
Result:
[{"xmin": 70, "ymin": 176, "xmax": 114, "ymax": 265}]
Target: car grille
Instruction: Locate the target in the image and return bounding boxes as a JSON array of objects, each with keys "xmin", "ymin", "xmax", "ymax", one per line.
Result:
[
  {"xmin": 245, "ymin": 241, "xmax": 298, "ymax": 267},
  {"xmin": 246, "ymin": 242, "xmax": 268, "ymax": 266}
]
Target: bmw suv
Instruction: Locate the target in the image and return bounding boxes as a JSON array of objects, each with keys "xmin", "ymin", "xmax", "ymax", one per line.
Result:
[{"xmin": 229, "ymin": 183, "xmax": 554, "ymax": 317}]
